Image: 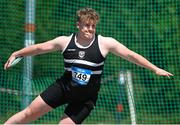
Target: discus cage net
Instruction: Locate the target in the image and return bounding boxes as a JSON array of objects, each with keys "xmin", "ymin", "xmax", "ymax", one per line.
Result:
[{"xmin": 0, "ymin": 0, "xmax": 180, "ymax": 124}]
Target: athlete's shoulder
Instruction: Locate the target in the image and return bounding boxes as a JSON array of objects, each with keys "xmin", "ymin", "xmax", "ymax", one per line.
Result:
[
  {"xmin": 50, "ymin": 33, "xmax": 74, "ymax": 51},
  {"xmin": 97, "ymin": 34, "xmax": 117, "ymax": 57},
  {"xmin": 98, "ymin": 34, "xmax": 118, "ymax": 47},
  {"xmin": 57, "ymin": 33, "xmax": 75, "ymax": 53},
  {"xmin": 98, "ymin": 34, "xmax": 125, "ymax": 56}
]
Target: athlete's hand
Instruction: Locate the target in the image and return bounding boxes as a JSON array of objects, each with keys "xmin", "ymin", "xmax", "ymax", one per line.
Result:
[
  {"xmin": 4, "ymin": 55, "xmax": 16, "ymax": 70},
  {"xmin": 154, "ymin": 68, "xmax": 174, "ymax": 78}
]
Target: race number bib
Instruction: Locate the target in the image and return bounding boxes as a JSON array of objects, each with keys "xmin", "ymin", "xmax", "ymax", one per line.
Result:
[{"xmin": 71, "ymin": 66, "xmax": 92, "ymax": 85}]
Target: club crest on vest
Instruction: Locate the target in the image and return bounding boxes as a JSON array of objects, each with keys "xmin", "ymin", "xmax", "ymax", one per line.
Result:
[{"xmin": 79, "ymin": 51, "xmax": 85, "ymax": 59}]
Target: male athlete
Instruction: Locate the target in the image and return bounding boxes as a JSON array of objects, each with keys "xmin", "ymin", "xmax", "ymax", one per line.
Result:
[{"xmin": 4, "ymin": 8, "xmax": 173, "ymax": 124}]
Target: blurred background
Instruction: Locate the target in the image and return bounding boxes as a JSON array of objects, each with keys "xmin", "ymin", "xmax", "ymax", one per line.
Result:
[{"xmin": 0, "ymin": 0, "xmax": 180, "ymax": 124}]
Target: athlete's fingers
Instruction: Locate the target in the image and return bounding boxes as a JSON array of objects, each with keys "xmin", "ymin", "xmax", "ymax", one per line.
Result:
[{"xmin": 4, "ymin": 60, "xmax": 10, "ymax": 70}]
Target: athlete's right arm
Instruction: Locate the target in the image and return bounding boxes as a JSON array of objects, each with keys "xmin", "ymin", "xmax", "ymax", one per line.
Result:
[{"xmin": 4, "ymin": 36, "xmax": 71, "ymax": 69}]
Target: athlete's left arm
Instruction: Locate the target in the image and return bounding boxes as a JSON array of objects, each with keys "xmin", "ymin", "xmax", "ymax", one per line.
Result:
[{"xmin": 106, "ymin": 37, "xmax": 173, "ymax": 78}]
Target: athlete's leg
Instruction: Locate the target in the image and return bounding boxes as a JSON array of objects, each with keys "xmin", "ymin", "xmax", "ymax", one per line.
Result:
[
  {"xmin": 59, "ymin": 99, "xmax": 96, "ymax": 124},
  {"xmin": 4, "ymin": 95, "xmax": 53, "ymax": 124}
]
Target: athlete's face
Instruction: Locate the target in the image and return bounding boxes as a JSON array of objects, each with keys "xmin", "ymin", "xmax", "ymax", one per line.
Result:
[{"xmin": 77, "ymin": 20, "xmax": 96, "ymax": 40}]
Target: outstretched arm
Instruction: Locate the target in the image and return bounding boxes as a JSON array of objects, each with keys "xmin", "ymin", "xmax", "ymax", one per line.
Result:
[
  {"xmin": 101, "ymin": 37, "xmax": 173, "ymax": 78},
  {"xmin": 4, "ymin": 36, "xmax": 69, "ymax": 70},
  {"xmin": 120, "ymin": 49, "xmax": 173, "ymax": 78}
]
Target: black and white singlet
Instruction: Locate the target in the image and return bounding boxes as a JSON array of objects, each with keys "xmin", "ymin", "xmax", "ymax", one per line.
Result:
[{"xmin": 60, "ymin": 33, "xmax": 105, "ymax": 101}]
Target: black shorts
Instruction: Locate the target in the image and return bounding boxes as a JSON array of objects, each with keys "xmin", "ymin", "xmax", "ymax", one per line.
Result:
[{"xmin": 40, "ymin": 79, "xmax": 97, "ymax": 124}]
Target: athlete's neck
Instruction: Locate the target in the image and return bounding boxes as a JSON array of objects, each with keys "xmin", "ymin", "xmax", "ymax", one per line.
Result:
[{"xmin": 75, "ymin": 33, "xmax": 95, "ymax": 47}]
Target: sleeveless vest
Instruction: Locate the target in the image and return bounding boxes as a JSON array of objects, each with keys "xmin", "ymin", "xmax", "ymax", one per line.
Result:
[{"xmin": 61, "ymin": 33, "xmax": 105, "ymax": 98}]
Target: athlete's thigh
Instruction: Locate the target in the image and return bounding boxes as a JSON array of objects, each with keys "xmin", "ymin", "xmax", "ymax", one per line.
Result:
[
  {"xmin": 64, "ymin": 99, "xmax": 96, "ymax": 124},
  {"xmin": 40, "ymin": 79, "xmax": 67, "ymax": 108},
  {"xmin": 28, "ymin": 95, "xmax": 53, "ymax": 115}
]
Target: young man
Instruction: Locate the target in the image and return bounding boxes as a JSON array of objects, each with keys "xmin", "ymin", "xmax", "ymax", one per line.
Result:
[{"xmin": 4, "ymin": 8, "xmax": 173, "ymax": 124}]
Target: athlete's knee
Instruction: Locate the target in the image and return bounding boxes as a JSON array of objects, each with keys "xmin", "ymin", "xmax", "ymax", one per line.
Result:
[
  {"xmin": 23, "ymin": 106, "xmax": 39, "ymax": 120},
  {"xmin": 24, "ymin": 106, "xmax": 33, "ymax": 117}
]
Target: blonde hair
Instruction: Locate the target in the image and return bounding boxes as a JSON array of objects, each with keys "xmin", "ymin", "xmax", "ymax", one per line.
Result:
[{"xmin": 76, "ymin": 8, "xmax": 99, "ymax": 24}]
